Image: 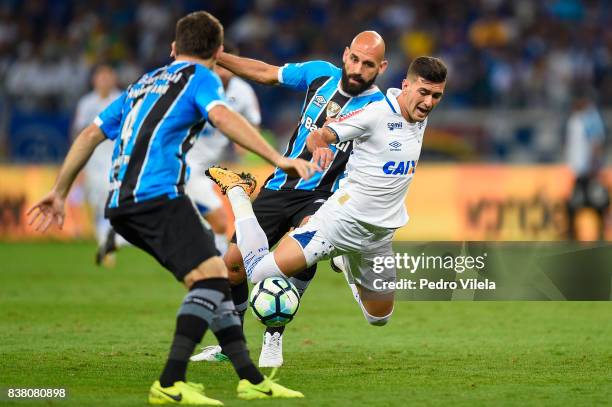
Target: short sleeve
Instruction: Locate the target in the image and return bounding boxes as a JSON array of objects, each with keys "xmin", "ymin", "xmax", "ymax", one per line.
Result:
[
  {"xmin": 194, "ymin": 69, "xmax": 228, "ymax": 120},
  {"xmin": 94, "ymin": 92, "xmax": 126, "ymax": 141},
  {"xmin": 278, "ymin": 60, "xmax": 337, "ymax": 91},
  {"xmin": 326, "ymin": 106, "xmax": 378, "ymax": 142}
]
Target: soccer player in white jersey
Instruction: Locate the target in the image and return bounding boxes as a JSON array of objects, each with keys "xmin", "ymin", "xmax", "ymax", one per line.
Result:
[
  {"xmin": 72, "ymin": 65, "xmax": 125, "ymax": 266},
  {"xmin": 208, "ymin": 56, "xmax": 447, "ymax": 325},
  {"xmin": 186, "ymin": 44, "xmax": 261, "ymax": 256}
]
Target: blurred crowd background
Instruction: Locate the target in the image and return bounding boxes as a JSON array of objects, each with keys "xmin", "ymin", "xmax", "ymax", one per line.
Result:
[{"xmin": 0, "ymin": 0, "xmax": 610, "ymax": 163}]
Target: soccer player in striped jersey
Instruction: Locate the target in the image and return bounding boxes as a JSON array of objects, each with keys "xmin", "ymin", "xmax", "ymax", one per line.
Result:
[
  {"xmin": 191, "ymin": 31, "xmax": 388, "ymax": 367},
  {"xmin": 27, "ymin": 11, "xmax": 316, "ymax": 405}
]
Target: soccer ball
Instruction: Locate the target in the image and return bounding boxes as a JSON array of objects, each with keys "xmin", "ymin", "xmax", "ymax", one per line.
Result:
[{"xmin": 249, "ymin": 277, "xmax": 300, "ymax": 327}]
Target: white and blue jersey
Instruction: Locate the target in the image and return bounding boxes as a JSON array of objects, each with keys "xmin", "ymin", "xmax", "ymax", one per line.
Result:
[
  {"xmin": 94, "ymin": 61, "xmax": 227, "ymax": 213},
  {"xmin": 265, "ymin": 60, "xmax": 384, "ymax": 192}
]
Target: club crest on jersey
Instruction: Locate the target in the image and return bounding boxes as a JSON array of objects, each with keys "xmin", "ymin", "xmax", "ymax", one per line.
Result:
[
  {"xmin": 387, "ymin": 122, "xmax": 403, "ymax": 131},
  {"xmin": 382, "ymin": 160, "xmax": 417, "ymax": 176},
  {"xmin": 389, "ymin": 141, "xmax": 402, "ymax": 151},
  {"xmin": 313, "ymin": 94, "xmax": 327, "ymax": 108},
  {"xmin": 326, "ymin": 101, "xmax": 341, "ymax": 118}
]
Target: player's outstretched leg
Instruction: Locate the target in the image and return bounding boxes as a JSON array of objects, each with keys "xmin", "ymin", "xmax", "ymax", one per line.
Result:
[{"xmin": 206, "ymin": 167, "xmax": 277, "ymax": 281}]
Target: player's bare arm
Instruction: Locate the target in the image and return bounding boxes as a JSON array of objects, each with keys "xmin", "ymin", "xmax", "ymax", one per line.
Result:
[
  {"xmin": 27, "ymin": 123, "xmax": 106, "ymax": 231},
  {"xmin": 208, "ymin": 104, "xmax": 320, "ymax": 179},
  {"xmin": 306, "ymin": 126, "xmax": 338, "ymax": 170},
  {"xmin": 217, "ymin": 52, "xmax": 280, "ymax": 85}
]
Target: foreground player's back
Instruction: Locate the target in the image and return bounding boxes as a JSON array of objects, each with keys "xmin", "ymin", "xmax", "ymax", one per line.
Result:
[{"xmin": 96, "ymin": 61, "xmax": 226, "ymax": 210}]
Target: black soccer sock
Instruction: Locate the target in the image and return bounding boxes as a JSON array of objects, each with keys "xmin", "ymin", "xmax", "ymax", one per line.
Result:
[
  {"xmin": 265, "ymin": 325, "xmax": 286, "ymax": 335},
  {"xmin": 159, "ymin": 278, "xmax": 227, "ymax": 387},
  {"xmin": 231, "ymin": 279, "xmax": 249, "ymax": 326},
  {"xmin": 289, "ymin": 264, "xmax": 317, "ymax": 297},
  {"xmin": 212, "ymin": 285, "xmax": 264, "ymax": 384}
]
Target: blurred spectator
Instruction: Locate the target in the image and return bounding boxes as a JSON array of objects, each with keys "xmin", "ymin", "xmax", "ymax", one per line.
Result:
[
  {"xmin": 72, "ymin": 64, "xmax": 126, "ymax": 264},
  {"xmin": 565, "ymin": 91, "xmax": 609, "ymax": 240},
  {"xmin": 0, "ymin": 0, "xmax": 610, "ymax": 162}
]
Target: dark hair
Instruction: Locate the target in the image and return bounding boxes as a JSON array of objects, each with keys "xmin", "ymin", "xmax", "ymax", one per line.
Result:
[
  {"xmin": 175, "ymin": 11, "xmax": 223, "ymax": 59},
  {"xmin": 222, "ymin": 41, "xmax": 239, "ymax": 56},
  {"xmin": 407, "ymin": 56, "xmax": 447, "ymax": 83}
]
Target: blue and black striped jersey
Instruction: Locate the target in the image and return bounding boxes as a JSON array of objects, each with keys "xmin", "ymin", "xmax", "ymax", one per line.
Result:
[
  {"xmin": 265, "ymin": 60, "xmax": 384, "ymax": 192},
  {"xmin": 95, "ymin": 61, "xmax": 227, "ymax": 211}
]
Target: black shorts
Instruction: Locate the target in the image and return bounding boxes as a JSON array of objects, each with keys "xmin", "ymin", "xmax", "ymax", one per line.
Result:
[
  {"xmin": 108, "ymin": 195, "xmax": 219, "ymax": 281},
  {"xmin": 232, "ymin": 188, "xmax": 332, "ymax": 246}
]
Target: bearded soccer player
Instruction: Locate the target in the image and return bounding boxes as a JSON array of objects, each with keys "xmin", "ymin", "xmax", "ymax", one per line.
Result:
[
  {"xmin": 208, "ymin": 56, "xmax": 447, "ymax": 336},
  {"xmin": 191, "ymin": 31, "xmax": 388, "ymax": 367},
  {"xmin": 27, "ymin": 11, "xmax": 316, "ymax": 405}
]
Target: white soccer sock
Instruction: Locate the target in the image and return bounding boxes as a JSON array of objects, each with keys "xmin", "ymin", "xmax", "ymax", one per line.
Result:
[
  {"xmin": 115, "ymin": 233, "xmax": 130, "ymax": 248},
  {"xmin": 338, "ymin": 257, "xmax": 361, "ymax": 304},
  {"xmin": 95, "ymin": 217, "xmax": 111, "ymax": 246},
  {"xmin": 214, "ymin": 232, "xmax": 228, "ymax": 256},
  {"xmin": 234, "ymin": 217, "xmax": 270, "ymax": 279},
  {"xmin": 360, "ymin": 303, "xmax": 393, "ymax": 326},
  {"xmin": 228, "ymin": 186, "xmax": 286, "ymax": 283},
  {"xmin": 349, "ymin": 281, "xmax": 393, "ymax": 326},
  {"xmin": 227, "ymin": 187, "xmax": 255, "ymax": 220},
  {"xmin": 347, "ymin": 281, "xmax": 361, "ymax": 304},
  {"xmin": 249, "ymin": 253, "xmax": 287, "ymax": 283}
]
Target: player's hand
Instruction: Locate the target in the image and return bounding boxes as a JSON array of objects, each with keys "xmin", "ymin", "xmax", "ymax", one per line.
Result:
[
  {"xmin": 276, "ymin": 157, "xmax": 321, "ymax": 180},
  {"xmin": 26, "ymin": 190, "xmax": 66, "ymax": 232},
  {"xmin": 306, "ymin": 128, "xmax": 329, "ymax": 153},
  {"xmin": 312, "ymin": 147, "xmax": 334, "ymax": 170}
]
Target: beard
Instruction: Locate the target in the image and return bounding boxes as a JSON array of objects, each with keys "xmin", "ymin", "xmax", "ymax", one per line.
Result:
[{"xmin": 341, "ymin": 67, "xmax": 377, "ymax": 96}]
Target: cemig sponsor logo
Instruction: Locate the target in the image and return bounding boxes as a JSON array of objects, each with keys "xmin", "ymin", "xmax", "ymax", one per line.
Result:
[{"xmin": 387, "ymin": 122, "xmax": 403, "ymax": 131}]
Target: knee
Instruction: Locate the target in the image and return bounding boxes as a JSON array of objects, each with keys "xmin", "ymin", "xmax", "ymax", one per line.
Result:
[
  {"xmin": 228, "ymin": 266, "xmax": 246, "ymax": 285},
  {"xmin": 224, "ymin": 244, "xmax": 246, "ymax": 286},
  {"xmin": 206, "ymin": 208, "xmax": 228, "ymax": 234},
  {"xmin": 184, "ymin": 256, "xmax": 228, "ymax": 288}
]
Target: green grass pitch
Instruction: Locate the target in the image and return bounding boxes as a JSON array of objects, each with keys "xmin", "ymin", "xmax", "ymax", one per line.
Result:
[{"xmin": 1, "ymin": 242, "xmax": 611, "ymax": 406}]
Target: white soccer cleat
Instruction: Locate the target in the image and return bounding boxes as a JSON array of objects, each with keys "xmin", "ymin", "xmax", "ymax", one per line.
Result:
[
  {"xmin": 258, "ymin": 332, "xmax": 283, "ymax": 368},
  {"xmin": 190, "ymin": 345, "xmax": 228, "ymax": 362}
]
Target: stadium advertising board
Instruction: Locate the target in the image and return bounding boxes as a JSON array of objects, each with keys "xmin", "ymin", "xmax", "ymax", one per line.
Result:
[
  {"xmin": 1, "ymin": 165, "xmax": 610, "ymax": 241},
  {"xmin": 399, "ymin": 164, "xmax": 612, "ymax": 241},
  {"xmin": 0, "ymin": 166, "xmax": 92, "ymax": 240}
]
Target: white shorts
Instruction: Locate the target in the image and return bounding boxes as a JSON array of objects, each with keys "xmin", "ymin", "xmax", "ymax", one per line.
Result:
[
  {"xmin": 185, "ymin": 168, "xmax": 222, "ymax": 215},
  {"xmin": 84, "ymin": 140, "xmax": 113, "ymax": 211},
  {"xmin": 288, "ymin": 193, "xmax": 396, "ymax": 293}
]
